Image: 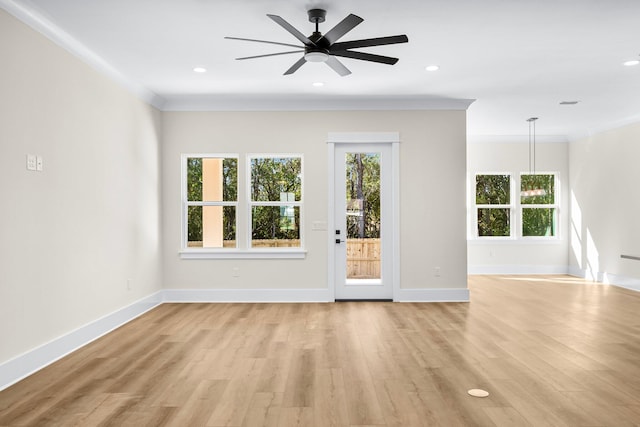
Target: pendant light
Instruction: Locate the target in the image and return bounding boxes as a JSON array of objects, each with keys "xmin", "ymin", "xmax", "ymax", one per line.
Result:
[{"xmin": 521, "ymin": 117, "xmax": 546, "ymax": 197}]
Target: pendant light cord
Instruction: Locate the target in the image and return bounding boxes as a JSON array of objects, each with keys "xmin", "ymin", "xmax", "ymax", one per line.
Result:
[
  {"xmin": 528, "ymin": 120, "xmax": 532, "ymax": 175},
  {"xmin": 527, "ymin": 117, "xmax": 538, "ymax": 175}
]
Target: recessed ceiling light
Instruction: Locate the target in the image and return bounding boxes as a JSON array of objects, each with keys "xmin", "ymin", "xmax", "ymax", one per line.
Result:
[
  {"xmin": 425, "ymin": 65, "xmax": 440, "ymax": 72},
  {"xmin": 312, "ymin": 82, "xmax": 324, "ymax": 87},
  {"xmin": 623, "ymin": 60, "xmax": 639, "ymax": 67},
  {"xmin": 193, "ymin": 67, "xmax": 207, "ymax": 73}
]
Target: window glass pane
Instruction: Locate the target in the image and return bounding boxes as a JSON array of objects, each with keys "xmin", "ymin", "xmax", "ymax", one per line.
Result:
[
  {"xmin": 187, "ymin": 157, "xmax": 237, "ymax": 202},
  {"xmin": 187, "ymin": 206, "xmax": 236, "ymax": 248},
  {"xmin": 346, "ymin": 153, "xmax": 380, "ymax": 239},
  {"xmin": 477, "ymin": 208, "xmax": 510, "ymax": 236},
  {"xmin": 523, "ymin": 208, "xmax": 556, "ymax": 236},
  {"xmin": 521, "ymin": 174, "xmax": 554, "ymax": 204},
  {"xmin": 476, "ymin": 175, "xmax": 510, "ymax": 204},
  {"xmin": 251, "ymin": 206, "xmax": 300, "ymax": 247},
  {"xmin": 345, "ymin": 153, "xmax": 381, "ymax": 279},
  {"xmin": 250, "ymin": 157, "xmax": 302, "ymax": 202}
]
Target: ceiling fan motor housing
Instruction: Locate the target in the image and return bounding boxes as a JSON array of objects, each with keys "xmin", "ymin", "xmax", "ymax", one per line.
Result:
[{"xmin": 307, "ymin": 9, "xmax": 326, "ymax": 23}]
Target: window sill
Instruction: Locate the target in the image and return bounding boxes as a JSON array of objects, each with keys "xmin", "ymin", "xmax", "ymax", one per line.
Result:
[
  {"xmin": 467, "ymin": 238, "xmax": 562, "ymax": 245},
  {"xmin": 180, "ymin": 249, "xmax": 307, "ymax": 259}
]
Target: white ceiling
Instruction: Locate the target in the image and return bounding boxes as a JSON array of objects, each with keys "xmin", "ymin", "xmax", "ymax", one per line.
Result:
[{"xmin": 3, "ymin": 0, "xmax": 640, "ymax": 141}]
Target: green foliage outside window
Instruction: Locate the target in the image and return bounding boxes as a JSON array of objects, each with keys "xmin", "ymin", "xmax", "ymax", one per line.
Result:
[
  {"xmin": 521, "ymin": 174, "xmax": 556, "ymax": 236},
  {"xmin": 250, "ymin": 158, "xmax": 301, "ymax": 202},
  {"xmin": 477, "ymin": 208, "xmax": 511, "ymax": 236},
  {"xmin": 251, "ymin": 157, "xmax": 302, "ymax": 241},
  {"xmin": 476, "ymin": 174, "xmax": 510, "ymax": 204},
  {"xmin": 476, "ymin": 174, "xmax": 510, "ymax": 237},
  {"xmin": 252, "ymin": 206, "xmax": 300, "ymax": 242},
  {"xmin": 346, "ymin": 153, "xmax": 380, "ymax": 239},
  {"xmin": 522, "ymin": 208, "xmax": 556, "ymax": 236}
]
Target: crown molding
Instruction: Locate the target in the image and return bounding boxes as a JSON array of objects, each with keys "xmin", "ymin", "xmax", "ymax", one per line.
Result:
[
  {"xmin": 0, "ymin": 0, "xmax": 165, "ymax": 109},
  {"xmin": 467, "ymin": 134, "xmax": 569, "ymax": 144},
  {"xmin": 161, "ymin": 94, "xmax": 475, "ymax": 112}
]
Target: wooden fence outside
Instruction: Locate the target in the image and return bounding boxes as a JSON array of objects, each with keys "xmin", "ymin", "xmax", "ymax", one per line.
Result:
[{"xmin": 347, "ymin": 238, "xmax": 380, "ymax": 279}]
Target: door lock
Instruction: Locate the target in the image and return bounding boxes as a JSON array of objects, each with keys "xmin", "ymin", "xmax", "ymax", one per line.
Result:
[{"xmin": 335, "ymin": 239, "xmax": 345, "ymax": 244}]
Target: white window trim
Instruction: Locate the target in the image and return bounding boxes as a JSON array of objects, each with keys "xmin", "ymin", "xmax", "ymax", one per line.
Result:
[
  {"xmin": 247, "ymin": 153, "xmax": 305, "ymax": 251},
  {"xmin": 518, "ymin": 171, "xmax": 560, "ymax": 241},
  {"xmin": 473, "ymin": 172, "xmax": 515, "ymax": 240},
  {"xmin": 180, "ymin": 153, "xmax": 239, "ymax": 251},
  {"xmin": 179, "ymin": 153, "xmax": 306, "ymax": 259},
  {"xmin": 471, "ymin": 171, "xmax": 560, "ymax": 241}
]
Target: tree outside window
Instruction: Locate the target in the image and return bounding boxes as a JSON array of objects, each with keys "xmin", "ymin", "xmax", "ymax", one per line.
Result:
[
  {"xmin": 521, "ymin": 174, "xmax": 556, "ymax": 237},
  {"xmin": 250, "ymin": 156, "xmax": 303, "ymax": 248},
  {"xmin": 475, "ymin": 174, "xmax": 511, "ymax": 237}
]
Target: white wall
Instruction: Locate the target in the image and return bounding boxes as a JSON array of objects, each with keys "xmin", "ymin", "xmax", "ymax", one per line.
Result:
[
  {"xmin": 0, "ymin": 10, "xmax": 163, "ymax": 365},
  {"xmin": 569, "ymin": 123, "xmax": 640, "ymax": 288},
  {"xmin": 162, "ymin": 110, "xmax": 468, "ymax": 293},
  {"xmin": 467, "ymin": 139, "xmax": 570, "ymax": 274}
]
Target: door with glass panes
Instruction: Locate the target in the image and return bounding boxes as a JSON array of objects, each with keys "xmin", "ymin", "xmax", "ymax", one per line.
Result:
[{"xmin": 333, "ymin": 143, "xmax": 393, "ymax": 300}]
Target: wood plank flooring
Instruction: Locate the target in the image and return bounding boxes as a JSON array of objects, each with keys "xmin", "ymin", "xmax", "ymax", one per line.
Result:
[{"xmin": 1, "ymin": 275, "xmax": 640, "ymax": 426}]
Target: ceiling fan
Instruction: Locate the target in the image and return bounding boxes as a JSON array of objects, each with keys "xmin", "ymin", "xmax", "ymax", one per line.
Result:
[{"xmin": 225, "ymin": 9, "xmax": 409, "ymax": 76}]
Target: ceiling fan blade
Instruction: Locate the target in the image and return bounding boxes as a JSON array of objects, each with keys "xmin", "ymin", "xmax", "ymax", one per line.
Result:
[
  {"xmin": 236, "ymin": 51, "xmax": 304, "ymax": 61},
  {"xmin": 331, "ymin": 35, "xmax": 408, "ymax": 51},
  {"xmin": 225, "ymin": 36, "xmax": 303, "ymax": 49},
  {"xmin": 325, "ymin": 56, "xmax": 352, "ymax": 76},
  {"xmin": 321, "ymin": 14, "xmax": 364, "ymax": 45},
  {"xmin": 284, "ymin": 57, "xmax": 307, "ymax": 75},
  {"xmin": 267, "ymin": 14, "xmax": 315, "ymax": 46},
  {"xmin": 331, "ymin": 50, "xmax": 399, "ymax": 65}
]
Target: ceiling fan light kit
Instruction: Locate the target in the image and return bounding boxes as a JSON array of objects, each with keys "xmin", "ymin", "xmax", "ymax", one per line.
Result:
[{"xmin": 225, "ymin": 9, "xmax": 408, "ymax": 76}]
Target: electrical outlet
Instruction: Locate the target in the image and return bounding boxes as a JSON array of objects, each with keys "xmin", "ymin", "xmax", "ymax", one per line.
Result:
[
  {"xmin": 434, "ymin": 267, "xmax": 441, "ymax": 277},
  {"xmin": 36, "ymin": 156, "xmax": 43, "ymax": 171},
  {"xmin": 26, "ymin": 154, "xmax": 37, "ymax": 171},
  {"xmin": 232, "ymin": 267, "xmax": 240, "ymax": 278}
]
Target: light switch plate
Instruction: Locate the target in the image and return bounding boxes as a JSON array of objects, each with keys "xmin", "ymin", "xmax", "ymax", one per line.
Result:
[{"xmin": 312, "ymin": 221, "xmax": 327, "ymax": 231}]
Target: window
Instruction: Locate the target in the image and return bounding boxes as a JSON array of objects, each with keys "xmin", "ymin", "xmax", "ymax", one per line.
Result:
[
  {"xmin": 520, "ymin": 174, "xmax": 557, "ymax": 237},
  {"xmin": 181, "ymin": 153, "xmax": 305, "ymax": 257},
  {"xmin": 249, "ymin": 155, "xmax": 303, "ymax": 248},
  {"xmin": 183, "ymin": 155, "xmax": 238, "ymax": 248},
  {"xmin": 472, "ymin": 172, "xmax": 559, "ymax": 239},
  {"xmin": 475, "ymin": 174, "xmax": 512, "ymax": 237}
]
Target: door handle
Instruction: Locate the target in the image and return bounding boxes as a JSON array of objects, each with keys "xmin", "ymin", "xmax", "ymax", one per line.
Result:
[{"xmin": 335, "ymin": 239, "xmax": 345, "ymax": 244}]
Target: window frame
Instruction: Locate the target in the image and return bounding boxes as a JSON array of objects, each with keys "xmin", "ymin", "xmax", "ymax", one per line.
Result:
[
  {"xmin": 471, "ymin": 171, "xmax": 560, "ymax": 241},
  {"xmin": 247, "ymin": 153, "xmax": 305, "ymax": 250},
  {"xmin": 473, "ymin": 172, "xmax": 515, "ymax": 239},
  {"xmin": 181, "ymin": 153, "xmax": 239, "ymax": 251},
  {"xmin": 180, "ymin": 153, "xmax": 306, "ymax": 259},
  {"xmin": 519, "ymin": 172, "xmax": 559, "ymax": 240}
]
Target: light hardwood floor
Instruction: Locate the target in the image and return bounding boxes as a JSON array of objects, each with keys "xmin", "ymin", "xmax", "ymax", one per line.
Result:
[{"xmin": 1, "ymin": 275, "xmax": 640, "ymax": 426}]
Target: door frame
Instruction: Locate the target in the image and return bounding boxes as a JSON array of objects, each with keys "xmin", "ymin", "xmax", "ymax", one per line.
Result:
[{"xmin": 327, "ymin": 132, "xmax": 401, "ymax": 301}]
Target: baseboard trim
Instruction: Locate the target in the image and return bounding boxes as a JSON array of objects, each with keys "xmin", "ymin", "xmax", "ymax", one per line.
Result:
[
  {"xmin": 162, "ymin": 288, "xmax": 332, "ymax": 303},
  {"xmin": 395, "ymin": 287, "xmax": 470, "ymax": 302},
  {"xmin": 568, "ymin": 267, "xmax": 640, "ymax": 292},
  {"xmin": 468, "ymin": 265, "xmax": 570, "ymax": 275},
  {"xmin": 0, "ymin": 292, "xmax": 163, "ymax": 392}
]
